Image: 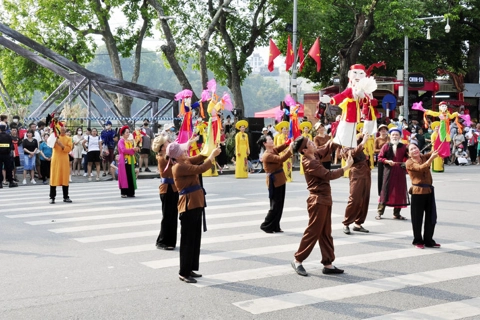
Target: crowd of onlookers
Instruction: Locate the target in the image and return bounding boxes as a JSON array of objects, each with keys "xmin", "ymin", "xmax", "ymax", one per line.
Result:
[{"xmin": 0, "ymin": 114, "xmax": 160, "ymax": 186}]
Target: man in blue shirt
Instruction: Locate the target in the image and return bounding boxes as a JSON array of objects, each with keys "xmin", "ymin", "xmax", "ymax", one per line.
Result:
[{"xmin": 100, "ymin": 121, "xmax": 117, "ymax": 177}]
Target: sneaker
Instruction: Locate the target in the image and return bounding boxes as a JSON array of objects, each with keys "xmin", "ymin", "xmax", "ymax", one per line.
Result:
[
  {"xmin": 178, "ymin": 275, "xmax": 197, "ymax": 283},
  {"xmin": 322, "ymin": 266, "xmax": 344, "ymax": 274},
  {"xmin": 426, "ymin": 243, "xmax": 441, "ymax": 248},
  {"xmin": 145, "ymin": 168, "xmax": 151, "ymax": 172},
  {"xmin": 96, "ymin": 177, "xmax": 100, "ymax": 181},
  {"xmin": 31, "ymin": 179, "xmax": 36, "ymax": 185},
  {"xmin": 83, "ymin": 173, "xmax": 87, "ymax": 177},
  {"xmin": 90, "ymin": 173, "xmax": 94, "ymax": 177},
  {"xmin": 139, "ymin": 168, "xmax": 142, "ymax": 172},
  {"xmin": 22, "ymin": 179, "xmax": 27, "ymax": 185},
  {"xmin": 9, "ymin": 182, "xmax": 18, "ymax": 188},
  {"xmin": 102, "ymin": 173, "xmax": 107, "ymax": 177},
  {"xmin": 291, "ymin": 260, "xmax": 308, "ymax": 276},
  {"xmin": 414, "ymin": 244, "xmax": 425, "ymax": 249},
  {"xmin": 343, "ymin": 226, "xmax": 351, "ymax": 234},
  {"xmin": 2, "ymin": 181, "xmax": 8, "ymax": 186}
]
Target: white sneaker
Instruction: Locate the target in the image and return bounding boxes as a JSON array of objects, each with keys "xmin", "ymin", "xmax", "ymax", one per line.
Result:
[
  {"xmin": 90, "ymin": 173, "xmax": 94, "ymax": 177},
  {"xmin": 23, "ymin": 179, "xmax": 27, "ymax": 185},
  {"xmin": 69, "ymin": 175, "xmax": 72, "ymax": 182},
  {"xmin": 31, "ymin": 179, "xmax": 36, "ymax": 185},
  {"xmin": 83, "ymin": 173, "xmax": 87, "ymax": 177}
]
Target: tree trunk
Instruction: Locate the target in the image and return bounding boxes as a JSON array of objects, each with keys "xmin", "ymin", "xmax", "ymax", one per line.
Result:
[
  {"xmin": 336, "ymin": 3, "xmax": 376, "ymax": 91},
  {"xmin": 148, "ymin": 0, "xmax": 196, "ymax": 100},
  {"xmin": 465, "ymin": 41, "xmax": 480, "ymax": 84}
]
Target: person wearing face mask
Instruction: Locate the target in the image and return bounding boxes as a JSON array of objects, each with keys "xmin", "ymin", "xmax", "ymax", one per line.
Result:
[
  {"xmin": 38, "ymin": 133, "xmax": 53, "ymax": 184},
  {"xmin": 376, "ymin": 128, "xmax": 410, "ymax": 220},
  {"xmin": 72, "ymin": 127, "xmax": 84, "ymax": 176},
  {"xmin": 101, "ymin": 120, "xmax": 117, "ymax": 177}
]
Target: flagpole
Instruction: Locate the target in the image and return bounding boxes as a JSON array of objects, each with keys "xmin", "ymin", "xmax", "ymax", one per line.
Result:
[{"xmin": 291, "ymin": 0, "xmax": 298, "ymax": 101}]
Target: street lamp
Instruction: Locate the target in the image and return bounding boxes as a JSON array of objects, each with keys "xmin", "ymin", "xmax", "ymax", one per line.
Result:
[{"xmin": 403, "ymin": 15, "xmax": 450, "ymax": 122}]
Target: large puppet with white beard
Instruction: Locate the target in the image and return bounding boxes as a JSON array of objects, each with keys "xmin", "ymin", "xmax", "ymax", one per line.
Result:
[{"xmin": 321, "ymin": 63, "xmax": 384, "ymax": 147}]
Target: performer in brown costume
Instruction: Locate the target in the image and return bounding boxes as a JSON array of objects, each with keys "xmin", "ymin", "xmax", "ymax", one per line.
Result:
[
  {"xmin": 153, "ymin": 134, "xmax": 178, "ymax": 250},
  {"xmin": 313, "ymin": 122, "xmax": 332, "ymax": 170},
  {"xmin": 167, "ymin": 142, "xmax": 221, "ymax": 283},
  {"xmin": 258, "ymin": 135, "xmax": 293, "ymax": 233},
  {"xmin": 342, "ymin": 134, "xmax": 371, "ymax": 234},
  {"xmin": 291, "ymin": 136, "xmax": 353, "ymax": 276},
  {"xmin": 374, "ymin": 124, "xmax": 389, "ymax": 195},
  {"xmin": 406, "ymin": 144, "xmax": 440, "ymax": 249}
]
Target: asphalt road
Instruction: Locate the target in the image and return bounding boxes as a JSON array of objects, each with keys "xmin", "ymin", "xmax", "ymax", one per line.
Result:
[{"xmin": 1, "ymin": 165, "xmax": 480, "ymax": 319}]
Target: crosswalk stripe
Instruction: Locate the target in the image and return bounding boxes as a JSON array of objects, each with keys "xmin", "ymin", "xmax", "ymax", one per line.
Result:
[
  {"xmin": 105, "ymin": 228, "xmax": 307, "ymax": 254},
  {"xmin": 6, "ymin": 200, "xmax": 265, "ymax": 219},
  {"xmin": 365, "ymin": 297, "xmax": 480, "ymax": 319},
  {"xmin": 26, "ymin": 206, "xmax": 304, "ymax": 226},
  {"xmin": 193, "ymin": 240, "xmax": 479, "ymax": 287},
  {"xmin": 232, "ymin": 262, "xmax": 480, "ymax": 314},
  {"xmin": 140, "ymin": 221, "xmax": 383, "ymax": 269},
  {"xmin": 49, "ymin": 214, "xmax": 321, "ymax": 234}
]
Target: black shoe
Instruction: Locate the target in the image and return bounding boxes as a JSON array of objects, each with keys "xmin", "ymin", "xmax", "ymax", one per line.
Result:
[
  {"xmin": 322, "ymin": 266, "xmax": 344, "ymax": 275},
  {"xmin": 145, "ymin": 168, "xmax": 151, "ymax": 172},
  {"xmin": 156, "ymin": 245, "xmax": 174, "ymax": 250},
  {"xmin": 102, "ymin": 173, "xmax": 107, "ymax": 177},
  {"xmin": 50, "ymin": 199, "xmax": 55, "ymax": 204},
  {"xmin": 9, "ymin": 183, "xmax": 18, "ymax": 188},
  {"xmin": 352, "ymin": 226, "xmax": 369, "ymax": 233},
  {"xmin": 291, "ymin": 260, "xmax": 308, "ymax": 276},
  {"xmin": 179, "ymin": 275, "xmax": 197, "ymax": 283},
  {"xmin": 190, "ymin": 271, "xmax": 202, "ymax": 278},
  {"xmin": 343, "ymin": 226, "xmax": 351, "ymax": 234},
  {"xmin": 139, "ymin": 168, "xmax": 142, "ymax": 172},
  {"xmin": 63, "ymin": 198, "xmax": 73, "ymax": 203}
]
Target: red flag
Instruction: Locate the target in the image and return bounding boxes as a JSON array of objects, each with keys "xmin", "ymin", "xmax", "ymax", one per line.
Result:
[
  {"xmin": 298, "ymin": 39, "xmax": 305, "ymax": 72},
  {"xmin": 285, "ymin": 35, "xmax": 294, "ymax": 71},
  {"xmin": 308, "ymin": 37, "xmax": 321, "ymax": 72},
  {"xmin": 268, "ymin": 39, "xmax": 281, "ymax": 72}
]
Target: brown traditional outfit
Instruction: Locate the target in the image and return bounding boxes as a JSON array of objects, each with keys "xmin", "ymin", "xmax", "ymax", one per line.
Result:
[
  {"xmin": 260, "ymin": 144, "xmax": 292, "ymax": 233},
  {"xmin": 406, "ymin": 151, "xmax": 439, "ymax": 247},
  {"xmin": 156, "ymin": 156, "xmax": 179, "ymax": 249},
  {"xmin": 294, "ymin": 142, "xmax": 344, "ymax": 265},
  {"xmin": 172, "ymin": 154, "xmax": 211, "ymax": 278},
  {"xmin": 314, "ymin": 134, "xmax": 332, "ymax": 170},
  {"xmin": 342, "ymin": 144, "xmax": 371, "ymax": 228}
]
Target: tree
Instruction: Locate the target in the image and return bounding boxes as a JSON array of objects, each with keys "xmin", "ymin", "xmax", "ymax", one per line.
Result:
[{"xmin": 0, "ymin": 0, "xmax": 156, "ymax": 117}]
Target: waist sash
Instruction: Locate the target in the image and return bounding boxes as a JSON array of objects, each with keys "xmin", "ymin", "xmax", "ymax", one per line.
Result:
[
  {"xmin": 179, "ymin": 184, "xmax": 208, "ymax": 231},
  {"xmin": 412, "ymin": 183, "xmax": 436, "ymax": 224},
  {"xmin": 267, "ymin": 169, "xmax": 284, "ymax": 199},
  {"xmin": 160, "ymin": 177, "xmax": 174, "ymax": 184}
]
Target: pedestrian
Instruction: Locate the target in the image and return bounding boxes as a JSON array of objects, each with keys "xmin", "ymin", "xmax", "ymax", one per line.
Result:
[
  {"xmin": 0, "ymin": 124, "xmax": 18, "ymax": 188},
  {"xmin": 38, "ymin": 133, "xmax": 53, "ymax": 185},
  {"xmin": 274, "ymin": 121, "xmax": 292, "ymax": 182},
  {"xmin": 167, "ymin": 141, "xmax": 221, "ymax": 283},
  {"xmin": 234, "ymin": 119, "xmax": 250, "ymax": 179},
  {"xmin": 258, "ymin": 134, "xmax": 293, "ymax": 233},
  {"xmin": 137, "ymin": 119, "xmax": 154, "ymax": 173},
  {"xmin": 72, "ymin": 127, "xmax": 84, "ymax": 176},
  {"xmin": 49, "ymin": 126, "xmax": 73, "ymax": 204},
  {"xmin": 216, "ymin": 128, "xmax": 228, "ymax": 172},
  {"xmin": 83, "ymin": 128, "xmax": 103, "ymax": 181},
  {"xmin": 374, "ymin": 124, "xmax": 389, "ymax": 195},
  {"xmin": 153, "ymin": 134, "xmax": 178, "ymax": 250},
  {"xmin": 291, "ymin": 136, "xmax": 353, "ymax": 276},
  {"xmin": 376, "ymin": 127, "xmax": 409, "ymax": 220},
  {"xmin": 8, "ymin": 127, "xmax": 20, "ymax": 183},
  {"xmin": 82, "ymin": 128, "xmax": 91, "ymax": 176},
  {"xmin": 22, "ymin": 130, "xmax": 38, "ymax": 185},
  {"xmin": 406, "ymin": 144, "xmax": 440, "ymax": 249},
  {"xmin": 100, "ymin": 121, "xmax": 117, "ymax": 176},
  {"xmin": 455, "ymin": 145, "xmax": 469, "ymax": 165},
  {"xmin": 341, "ymin": 134, "xmax": 371, "ymax": 234}
]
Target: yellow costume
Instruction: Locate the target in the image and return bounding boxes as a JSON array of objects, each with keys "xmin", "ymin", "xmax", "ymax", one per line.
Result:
[
  {"xmin": 235, "ymin": 120, "xmax": 250, "ymax": 178},
  {"xmin": 430, "ymin": 122, "xmax": 444, "ymax": 172},
  {"xmin": 50, "ymin": 135, "xmax": 73, "ymax": 186},
  {"xmin": 299, "ymin": 121, "xmax": 312, "ymax": 175},
  {"xmin": 275, "ymin": 121, "xmax": 292, "ymax": 182}
]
